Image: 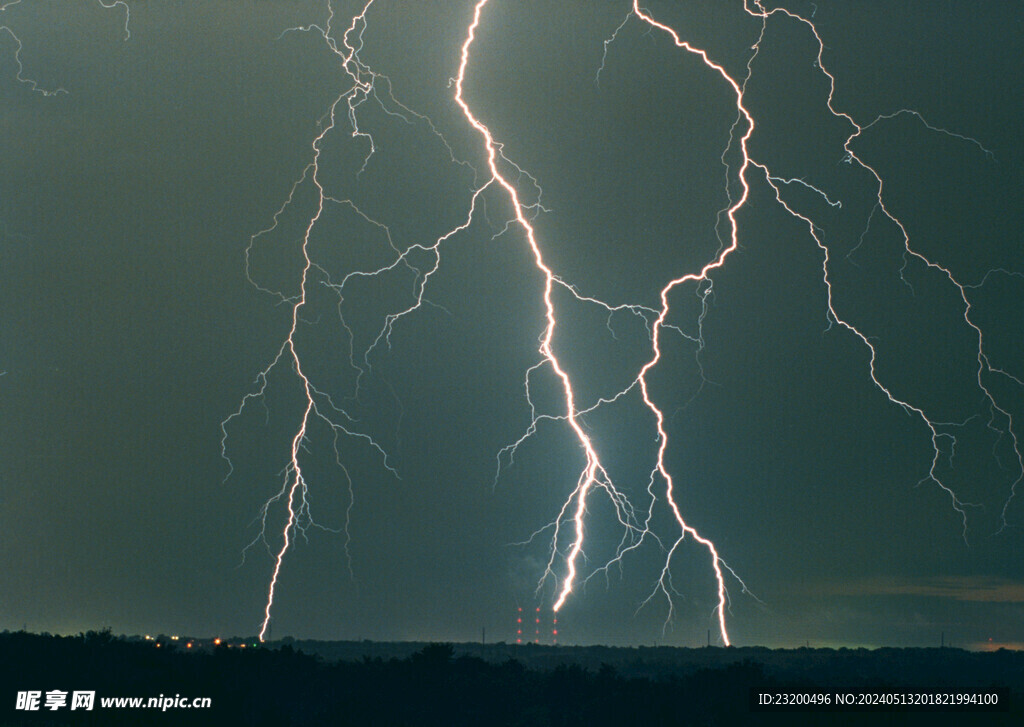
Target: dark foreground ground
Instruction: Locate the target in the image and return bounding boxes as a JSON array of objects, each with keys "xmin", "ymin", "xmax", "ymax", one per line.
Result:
[{"xmin": 0, "ymin": 631, "xmax": 1021, "ymax": 726}]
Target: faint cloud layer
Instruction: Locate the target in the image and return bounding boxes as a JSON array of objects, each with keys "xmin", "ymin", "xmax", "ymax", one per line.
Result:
[{"xmin": 823, "ymin": 576, "xmax": 1024, "ymax": 603}]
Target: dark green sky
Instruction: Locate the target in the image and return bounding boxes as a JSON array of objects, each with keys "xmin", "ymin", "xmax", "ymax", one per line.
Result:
[{"xmin": 1, "ymin": 0, "xmax": 1021, "ymax": 649}]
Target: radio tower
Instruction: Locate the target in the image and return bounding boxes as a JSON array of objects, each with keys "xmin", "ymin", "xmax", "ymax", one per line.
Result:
[{"xmin": 514, "ymin": 605, "xmax": 559, "ymax": 645}]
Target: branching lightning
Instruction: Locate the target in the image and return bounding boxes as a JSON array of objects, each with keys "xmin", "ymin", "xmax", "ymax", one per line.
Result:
[
  {"xmin": 224, "ymin": 0, "xmax": 1021, "ymax": 645},
  {"xmin": 223, "ymin": 1, "xmax": 419, "ymax": 642},
  {"xmin": 734, "ymin": 3, "xmax": 1022, "ymax": 541}
]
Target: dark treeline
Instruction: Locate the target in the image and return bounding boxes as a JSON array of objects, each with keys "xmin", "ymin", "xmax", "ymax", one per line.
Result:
[
  {"xmin": 0, "ymin": 630, "xmax": 1020, "ymax": 726},
  {"xmin": 287, "ymin": 637, "xmax": 1024, "ymax": 688}
]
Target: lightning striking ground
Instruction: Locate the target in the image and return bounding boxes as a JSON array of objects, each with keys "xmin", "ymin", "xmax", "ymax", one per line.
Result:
[
  {"xmin": 226, "ymin": 0, "xmax": 1021, "ymax": 645},
  {"xmin": 223, "ymin": 1, "xmax": 412, "ymax": 642}
]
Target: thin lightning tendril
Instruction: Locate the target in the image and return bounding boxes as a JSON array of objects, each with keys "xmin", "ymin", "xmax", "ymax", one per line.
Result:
[{"xmin": 0, "ymin": 0, "xmax": 129, "ymax": 96}]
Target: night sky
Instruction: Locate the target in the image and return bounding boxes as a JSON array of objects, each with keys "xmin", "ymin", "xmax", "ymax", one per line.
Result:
[{"xmin": 1, "ymin": 0, "xmax": 1021, "ymax": 650}]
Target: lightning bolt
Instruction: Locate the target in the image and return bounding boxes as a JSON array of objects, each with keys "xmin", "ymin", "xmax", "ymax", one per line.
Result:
[
  {"xmin": 228, "ymin": 0, "xmax": 1020, "ymax": 646},
  {"xmin": 223, "ymin": 1, "xmax": 403, "ymax": 643},
  {"xmin": 465, "ymin": 0, "xmax": 1020, "ymax": 644},
  {"xmin": 224, "ymin": 0, "xmax": 483, "ymax": 641},
  {"xmin": 463, "ymin": 0, "xmax": 751, "ymax": 643}
]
